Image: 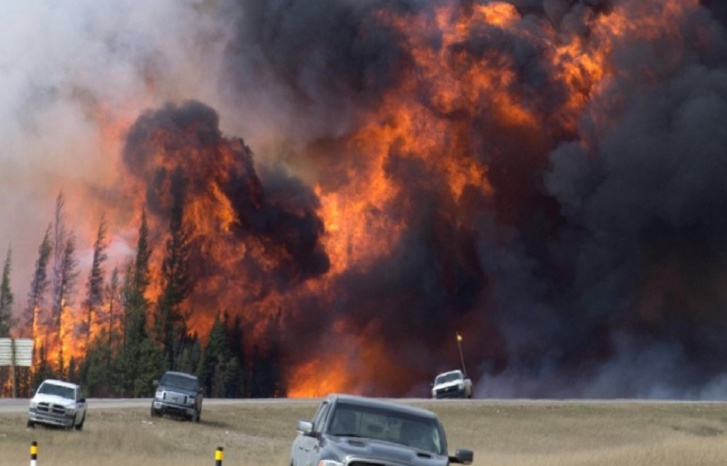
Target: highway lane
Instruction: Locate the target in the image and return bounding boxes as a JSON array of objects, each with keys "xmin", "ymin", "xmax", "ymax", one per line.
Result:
[
  {"xmin": 0, "ymin": 397, "xmax": 319, "ymax": 414},
  {"xmin": 2, "ymin": 396, "xmax": 717, "ymax": 415}
]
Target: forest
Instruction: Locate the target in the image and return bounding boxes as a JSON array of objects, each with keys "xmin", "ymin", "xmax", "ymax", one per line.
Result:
[{"xmin": 0, "ymin": 191, "xmax": 285, "ymax": 399}]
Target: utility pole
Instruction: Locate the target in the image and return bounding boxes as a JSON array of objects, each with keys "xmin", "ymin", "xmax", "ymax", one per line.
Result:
[{"xmin": 456, "ymin": 332, "xmax": 467, "ymax": 376}]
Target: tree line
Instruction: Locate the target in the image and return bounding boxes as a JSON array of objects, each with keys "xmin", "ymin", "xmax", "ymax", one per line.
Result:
[{"xmin": 0, "ymin": 191, "xmax": 285, "ymax": 398}]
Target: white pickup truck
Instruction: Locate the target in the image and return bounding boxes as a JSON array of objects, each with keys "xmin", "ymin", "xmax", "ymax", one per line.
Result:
[
  {"xmin": 431, "ymin": 370, "xmax": 473, "ymax": 399},
  {"xmin": 27, "ymin": 379, "xmax": 87, "ymax": 430}
]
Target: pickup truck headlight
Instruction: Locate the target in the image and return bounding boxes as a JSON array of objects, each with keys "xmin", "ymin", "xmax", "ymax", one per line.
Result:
[
  {"xmin": 186, "ymin": 396, "xmax": 196, "ymax": 405},
  {"xmin": 155, "ymin": 390, "xmax": 164, "ymax": 400},
  {"xmin": 317, "ymin": 461, "xmax": 343, "ymax": 466},
  {"xmin": 29, "ymin": 401, "xmax": 38, "ymax": 409},
  {"xmin": 66, "ymin": 407, "xmax": 76, "ymax": 415}
]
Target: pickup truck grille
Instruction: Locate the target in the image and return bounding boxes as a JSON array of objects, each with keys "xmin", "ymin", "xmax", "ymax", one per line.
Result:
[
  {"xmin": 37, "ymin": 402, "xmax": 66, "ymax": 415},
  {"xmin": 347, "ymin": 458, "xmax": 403, "ymax": 466},
  {"xmin": 437, "ymin": 385, "xmax": 459, "ymax": 395},
  {"xmin": 163, "ymin": 392, "xmax": 186, "ymax": 404}
]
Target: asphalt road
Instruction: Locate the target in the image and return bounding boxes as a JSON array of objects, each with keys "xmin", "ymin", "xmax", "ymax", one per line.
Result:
[
  {"xmin": 2, "ymin": 396, "xmax": 711, "ymax": 415},
  {"xmin": 0, "ymin": 397, "xmax": 318, "ymax": 414}
]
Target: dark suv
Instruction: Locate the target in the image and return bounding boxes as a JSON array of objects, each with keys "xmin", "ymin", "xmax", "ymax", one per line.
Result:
[{"xmin": 151, "ymin": 371, "xmax": 203, "ymax": 422}]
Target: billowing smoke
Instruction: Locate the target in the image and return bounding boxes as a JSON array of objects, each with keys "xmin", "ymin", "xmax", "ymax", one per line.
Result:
[
  {"xmin": 215, "ymin": 0, "xmax": 727, "ymax": 398},
  {"xmin": 122, "ymin": 101, "xmax": 329, "ymax": 315},
  {"xmin": 5, "ymin": 0, "xmax": 727, "ymax": 399}
]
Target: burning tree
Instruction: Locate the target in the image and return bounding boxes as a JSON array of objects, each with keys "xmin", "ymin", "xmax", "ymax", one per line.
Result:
[
  {"xmin": 81, "ymin": 215, "xmax": 108, "ymax": 351},
  {"xmin": 154, "ymin": 171, "xmax": 194, "ymax": 371}
]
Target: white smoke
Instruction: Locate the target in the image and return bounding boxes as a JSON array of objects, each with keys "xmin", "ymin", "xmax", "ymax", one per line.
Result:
[{"xmin": 0, "ymin": 0, "xmax": 233, "ymax": 316}]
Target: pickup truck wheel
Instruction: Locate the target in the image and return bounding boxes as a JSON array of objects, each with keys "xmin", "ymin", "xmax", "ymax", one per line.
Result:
[
  {"xmin": 150, "ymin": 406, "xmax": 160, "ymax": 417},
  {"xmin": 26, "ymin": 420, "xmax": 34, "ymax": 429},
  {"xmin": 192, "ymin": 409, "xmax": 200, "ymax": 423},
  {"xmin": 75, "ymin": 414, "xmax": 85, "ymax": 431}
]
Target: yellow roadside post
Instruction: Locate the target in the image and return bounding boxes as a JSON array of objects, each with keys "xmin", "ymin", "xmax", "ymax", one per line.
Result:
[
  {"xmin": 215, "ymin": 446, "xmax": 224, "ymax": 466},
  {"xmin": 30, "ymin": 441, "xmax": 38, "ymax": 466}
]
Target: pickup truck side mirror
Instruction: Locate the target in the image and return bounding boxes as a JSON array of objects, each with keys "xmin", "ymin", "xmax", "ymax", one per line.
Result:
[
  {"xmin": 296, "ymin": 419, "xmax": 313, "ymax": 435},
  {"xmin": 152, "ymin": 380, "xmax": 158, "ymax": 387},
  {"xmin": 78, "ymin": 397, "xmax": 86, "ymax": 403},
  {"xmin": 449, "ymin": 449, "xmax": 474, "ymax": 464}
]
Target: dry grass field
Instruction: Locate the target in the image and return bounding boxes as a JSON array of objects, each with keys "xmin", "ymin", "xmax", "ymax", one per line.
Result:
[{"xmin": 1, "ymin": 399, "xmax": 727, "ymax": 465}]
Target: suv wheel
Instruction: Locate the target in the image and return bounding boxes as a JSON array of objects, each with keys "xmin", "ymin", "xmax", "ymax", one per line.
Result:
[
  {"xmin": 150, "ymin": 405, "xmax": 161, "ymax": 418},
  {"xmin": 192, "ymin": 409, "xmax": 200, "ymax": 423}
]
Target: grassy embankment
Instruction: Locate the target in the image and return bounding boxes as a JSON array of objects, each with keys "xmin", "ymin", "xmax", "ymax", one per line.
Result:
[{"xmin": 1, "ymin": 399, "xmax": 726, "ymax": 465}]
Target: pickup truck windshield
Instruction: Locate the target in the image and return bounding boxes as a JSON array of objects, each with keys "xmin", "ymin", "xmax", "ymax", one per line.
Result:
[
  {"xmin": 160, "ymin": 373, "xmax": 198, "ymax": 391},
  {"xmin": 328, "ymin": 402, "xmax": 444, "ymax": 455},
  {"xmin": 435, "ymin": 372, "xmax": 462, "ymax": 384},
  {"xmin": 38, "ymin": 383, "xmax": 74, "ymax": 400}
]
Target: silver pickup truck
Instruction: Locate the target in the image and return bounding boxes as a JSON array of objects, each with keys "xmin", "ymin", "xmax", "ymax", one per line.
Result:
[
  {"xmin": 27, "ymin": 379, "xmax": 87, "ymax": 430},
  {"xmin": 290, "ymin": 394, "xmax": 473, "ymax": 466},
  {"xmin": 431, "ymin": 369, "xmax": 473, "ymax": 399}
]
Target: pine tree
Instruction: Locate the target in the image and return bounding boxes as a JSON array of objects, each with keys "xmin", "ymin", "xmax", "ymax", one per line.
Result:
[
  {"xmin": 227, "ymin": 314, "xmax": 247, "ymax": 396},
  {"xmin": 31, "ymin": 344, "xmax": 54, "ymax": 390},
  {"xmin": 211, "ymin": 356, "xmax": 228, "ymax": 398},
  {"xmin": 22, "ymin": 226, "xmax": 52, "ymax": 337},
  {"xmin": 50, "ymin": 191, "xmax": 67, "ymax": 330},
  {"xmin": 155, "ymin": 173, "xmax": 193, "ymax": 370},
  {"xmin": 0, "ymin": 248, "xmax": 15, "ymax": 337},
  {"xmin": 177, "ymin": 335, "xmax": 201, "ymax": 375},
  {"xmin": 82, "ymin": 216, "xmax": 108, "ymax": 350},
  {"xmin": 54, "ymin": 233, "xmax": 79, "ymax": 376},
  {"xmin": 122, "ymin": 210, "xmax": 152, "ymax": 346},
  {"xmin": 83, "ymin": 331, "xmax": 113, "ymax": 396},
  {"xmin": 0, "ymin": 248, "xmax": 14, "ymax": 396},
  {"xmin": 223, "ymin": 356, "xmax": 244, "ymax": 398},
  {"xmin": 47, "ymin": 192, "xmax": 79, "ymax": 375},
  {"xmin": 131, "ymin": 210, "xmax": 152, "ymax": 302},
  {"xmin": 133, "ymin": 339, "xmax": 165, "ymax": 397},
  {"xmin": 119, "ymin": 210, "xmax": 164, "ymax": 397},
  {"xmin": 197, "ymin": 314, "xmax": 229, "ymax": 396},
  {"xmin": 250, "ymin": 310, "xmax": 286, "ymax": 398},
  {"xmin": 105, "ymin": 267, "xmax": 120, "ymax": 353}
]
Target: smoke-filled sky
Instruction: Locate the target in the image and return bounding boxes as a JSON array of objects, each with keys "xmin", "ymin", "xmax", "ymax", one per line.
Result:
[{"xmin": 3, "ymin": 0, "xmax": 727, "ymax": 399}]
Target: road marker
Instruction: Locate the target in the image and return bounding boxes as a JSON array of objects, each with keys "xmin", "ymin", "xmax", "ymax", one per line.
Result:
[{"xmin": 30, "ymin": 441, "xmax": 38, "ymax": 466}]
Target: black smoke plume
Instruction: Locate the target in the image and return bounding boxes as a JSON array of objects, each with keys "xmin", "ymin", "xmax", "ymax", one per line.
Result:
[
  {"xmin": 216, "ymin": 0, "xmax": 727, "ymax": 398},
  {"xmin": 123, "ymin": 101, "xmax": 329, "ymax": 303}
]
